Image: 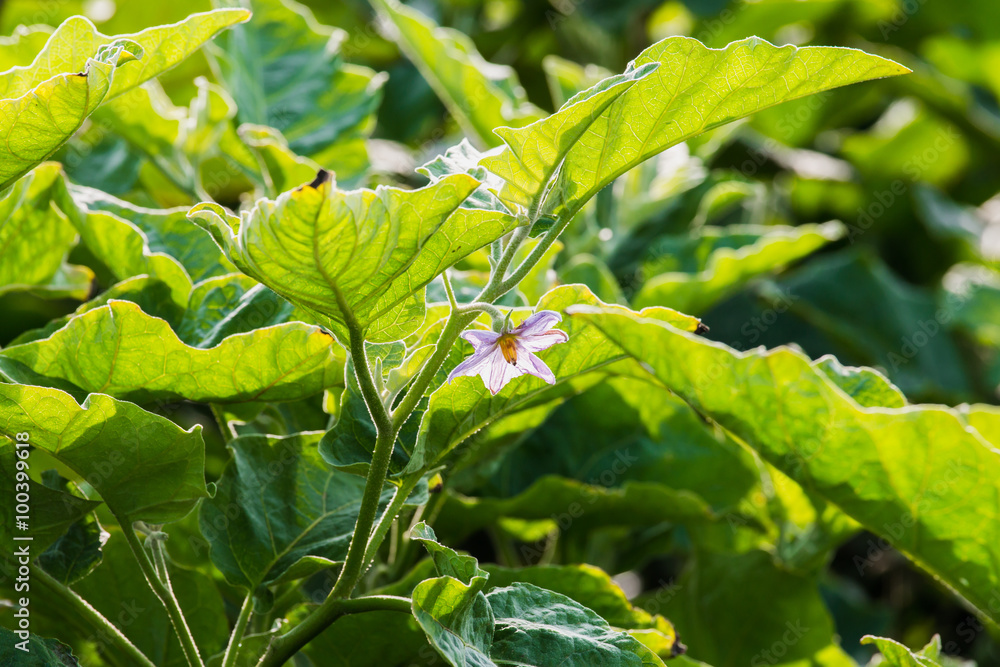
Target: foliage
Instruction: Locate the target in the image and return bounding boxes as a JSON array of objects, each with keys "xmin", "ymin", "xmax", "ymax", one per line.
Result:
[{"xmin": 1, "ymin": 1, "xmax": 998, "ymax": 667}]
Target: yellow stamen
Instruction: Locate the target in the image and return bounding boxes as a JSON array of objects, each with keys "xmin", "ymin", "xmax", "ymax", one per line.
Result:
[{"xmin": 498, "ymin": 334, "xmax": 518, "ymax": 365}]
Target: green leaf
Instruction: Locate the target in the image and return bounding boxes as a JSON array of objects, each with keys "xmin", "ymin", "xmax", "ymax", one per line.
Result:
[
  {"xmin": 408, "ymin": 285, "xmax": 703, "ymax": 474},
  {"xmin": 0, "ymin": 25, "xmax": 53, "ymax": 70},
  {"xmin": 73, "ymin": 531, "xmax": 229, "ymax": 667},
  {"xmin": 412, "ymin": 575, "xmax": 496, "ymax": 667},
  {"xmin": 189, "ymin": 172, "xmax": 518, "ymax": 343},
  {"xmin": 487, "ymin": 583, "xmax": 666, "ymax": 667},
  {"xmin": 0, "ymin": 40, "xmax": 139, "ymax": 192},
  {"xmin": 412, "ymin": 522, "xmax": 488, "ymax": 583},
  {"xmin": 0, "ymin": 384, "xmax": 208, "ymax": 523},
  {"xmin": 36, "ymin": 511, "xmax": 106, "ymax": 585},
  {"xmin": 240, "ymin": 123, "xmax": 323, "ymax": 197},
  {"xmin": 653, "ymin": 549, "xmax": 853, "ymax": 667},
  {"xmin": 0, "ymin": 447, "xmax": 101, "ymax": 554},
  {"xmin": 541, "ymin": 55, "xmax": 612, "ymax": 109},
  {"xmin": 9, "ymin": 275, "xmax": 182, "ymax": 347},
  {"xmin": 208, "ymin": 0, "xmax": 384, "ymax": 181},
  {"xmin": 481, "ymin": 564, "xmax": 682, "ymax": 659},
  {"xmin": 0, "ymin": 300, "xmax": 345, "ymax": 404},
  {"xmin": 371, "ymin": 0, "xmax": 543, "ymax": 148},
  {"xmin": 68, "ymin": 183, "xmax": 235, "ymax": 282},
  {"xmin": 814, "ymin": 355, "xmax": 907, "ymax": 408},
  {"xmin": 175, "ymin": 274, "xmax": 303, "ymax": 348},
  {"xmin": 570, "ymin": 305, "xmax": 1000, "ymax": 627},
  {"xmin": 0, "ymin": 10, "xmax": 250, "ymax": 101},
  {"xmin": 52, "ymin": 175, "xmax": 194, "ymax": 309},
  {"xmin": 480, "ymin": 62, "xmax": 658, "ymax": 215},
  {"xmin": 199, "ymin": 431, "xmax": 392, "ymax": 589},
  {"xmin": 861, "ymin": 635, "xmax": 945, "ymax": 667},
  {"xmin": 0, "ymin": 629, "xmax": 79, "ymax": 666},
  {"xmin": 0, "ymin": 163, "xmax": 91, "ymax": 300},
  {"xmin": 772, "ymin": 249, "xmax": 971, "ymax": 401},
  {"xmin": 483, "ymin": 37, "xmax": 908, "ymax": 220},
  {"xmin": 633, "ymin": 222, "xmax": 844, "ymax": 314}
]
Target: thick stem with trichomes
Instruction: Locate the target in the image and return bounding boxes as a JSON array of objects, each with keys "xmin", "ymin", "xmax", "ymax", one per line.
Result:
[
  {"xmin": 221, "ymin": 595, "xmax": 254, "ymax": 667},
  {"xmin": 113, "ymin": 512, "xmax": 205, "ymax": 667},
  {"xmin": 327, "ymin": 321, "xmax": 396, "ymax": 602},
  {"xmin": 32, "ymin": 564, "xmax": 157, "ymax": 667}
]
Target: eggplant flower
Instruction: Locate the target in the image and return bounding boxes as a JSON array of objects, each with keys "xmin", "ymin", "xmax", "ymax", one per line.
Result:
[{"xmin": 447, "ymin": 310, "xmax": 569, "ymax": 395}]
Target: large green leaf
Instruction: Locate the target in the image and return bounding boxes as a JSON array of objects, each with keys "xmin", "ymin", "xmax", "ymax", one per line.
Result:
[
  {"xmin": 199, "ymin": 431, "xmax": 392, "ymax": 590},
  {"xmin": 481, "ymin": 37, "xmax": 908, "ymax": 220},
  {"xmin": 0, "ymin": 300, "xmax": 344, "ymax": 404},
  {"xmin": 0, "ymin": 10, "xmax": 249, "ymax": 101},
  {"xmin": 0, "ymin": 384, "xmax": 208, "ymax": 523},
  {"xmin": 633, "ymin": 222, "xmax": 844, "ymax": 314},
  {"xmin": 189, "ymin": 171, "xmax": 518, "ymax": 343},
  {"xmin": 208, "ymin": 0, "xmax": 383, "ymax": 180},
  {"xmin": 410, "ymin": 525, "xmax": 665, "ymax": 667},
  {"xmin": 571, "ymin": 305, "xmax": 1000, "ymax": 627},
  {"xmin": 0, "ymin": 163, "xmax": 91, "ymax": 299},
  {"xmin": 68, "ymin": 183, "xmax": 235, "ymax": 282},
  {"xmin": 408, "ymin": 285, "xmax": 703, "ymax": 474},
  {"xmin": 653, "ymin": 549, "xmax": 853, "ymax": 667},
  {"xmin": 0, "ymin": 40, "xmax": 139, "ymax": 192},
  {"xmin": 480, "ymin": 564, "xmax": 683, "ymax": 660},
  {"xmin": 370, "ymin": 0, "xmax": 543, "ymax": 148}
]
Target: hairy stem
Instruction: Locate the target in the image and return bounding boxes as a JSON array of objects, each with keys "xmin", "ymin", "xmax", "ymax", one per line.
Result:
[
  {"xmin": 361, "ymin": 473, "xmax": 423, "ymax": 574},
  {"xmin": 113, "ymin": 512, "xmax": 205, "ymax": 667},
  {"xmin": 255, "ymin": 596, "xmax": 412, "ymax": 667},
  {"xmin": 32, "ymin": 564, "xmax": 157, "ymax": 667},
  {"xmin": 328, "ymin": 322, "xmax": 396, "ymax": 600},
  {"xmin": 221, "ymin": 595, "xmax": 254, "ymax": 667}
]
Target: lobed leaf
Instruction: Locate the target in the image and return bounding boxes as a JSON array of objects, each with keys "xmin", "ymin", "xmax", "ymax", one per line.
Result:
[
  {"xmin": 199, "ymin": 431, "xmax": 392, "ymax": 589},
  {"xmin": 570, "ymin": 305, "xmax": 1000, "ymax": 627},
  {"xmin": 189, "ymin": 171, "xmax": 519, "ymax": 343},
  {"xmin": 0, "ymin": 383, "xmax": 208, "ymax": 523},
  {"xmin": 0, "ymin": 300, "xmax": 345, "ymax": 404}
]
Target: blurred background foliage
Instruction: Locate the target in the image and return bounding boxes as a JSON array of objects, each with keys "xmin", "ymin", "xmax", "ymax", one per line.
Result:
[{"xmin": 3, "ymin": 0, "xmax": 1000, "ymax": 664}]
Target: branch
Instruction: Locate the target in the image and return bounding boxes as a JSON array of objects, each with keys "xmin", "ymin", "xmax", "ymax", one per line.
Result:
[
  {"xmin": 255, "ymin": 596, "xmax": 412, "ymax": 667},
  {"xmin": 113, "ymin": 512, "xmax": 205, "ymax": 667}
]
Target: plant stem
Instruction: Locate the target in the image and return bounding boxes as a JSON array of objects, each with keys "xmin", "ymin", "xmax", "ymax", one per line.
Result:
[
  {"xmin": 255, "ymin": 596, "xmax": 412, "ymax": 667},
  {"xmin": 328, "ymin": 323, "xmax": 396, "ymax": 600},
  {"xmin": 361, "ymin": 473, "xmax": 423, "ymax": 574},
  {"xmin": 496, "ymin": 216, "xmax": 570, "ymax": 296},
  {"xmin": 113, "ymin": 512, "xmax": 206, "ymax": 667},
  {"xmin": 221, "ymin": 595, "xmax": 254, "ymax": 667},
  {"xmin": 441, "ymin": 269, "xmax": 459, "ymax": 310},
  {"xmin": 32, "ymin": 564, "xmax": 157, "ymax": 667}
]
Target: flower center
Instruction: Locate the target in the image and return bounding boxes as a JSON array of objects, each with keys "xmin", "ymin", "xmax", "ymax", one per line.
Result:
[{"xmin": 498, "ymin": 333, "xmax": 518, "ymax": 365}]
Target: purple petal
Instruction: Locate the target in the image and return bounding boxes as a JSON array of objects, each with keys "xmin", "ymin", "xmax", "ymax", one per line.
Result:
[
  {"xmin": 513, "ymin": 310, "xmax": 562, "ymax": 337},
  {"xmin": 517, "ymin": 328, "xmax": 569, "ymax": 353},
  {"xmin": 461, "ymin": 329, "xmax": 500, "ymax": 351},
  {"xmin": 447, "ymin": 344, "xmax": 498, "ymax": 383},
  {"xmin": 516, "ymin": 348, "xmax": 556, "ymax": 385},
  {"xmin": 485, "ymin": 347, "xmax": 523, "ymax": 395}
]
